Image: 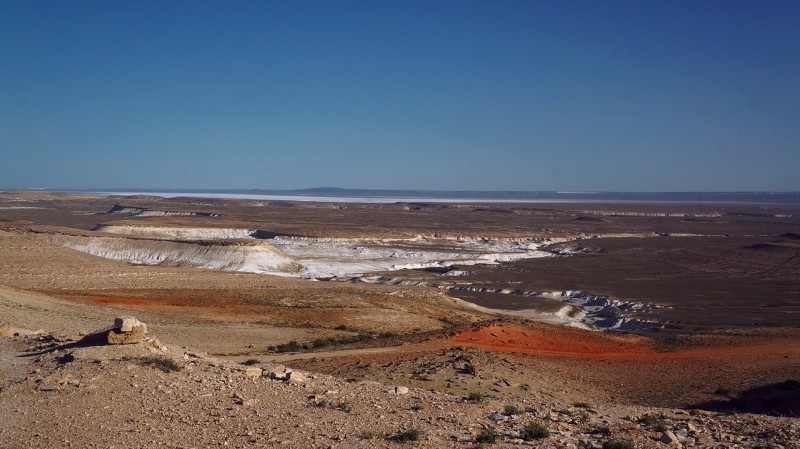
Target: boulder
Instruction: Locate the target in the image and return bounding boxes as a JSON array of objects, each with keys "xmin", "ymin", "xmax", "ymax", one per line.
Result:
[
  {"xmin": 267, "ymin": 364, "xmax": 287, "ymax": 380},
  {"xmin": 114, "ymin": 316, "xmax": 147, "ymax": 333},
  {"xmin": 287, "ymin": 371, "xmax": 306, "ymax": 385},
  {"xmin": 395, "ymin": 386, "xmax": 410, "ymax": 395},
  {"xmin": 660, "ymin": 430, "xmax": 680, "ymax": 445},
  {"xmin": 244, "ymin": 367, "xmax": 263, "ymax": 378},
  {"xmin": 106, "ymin": 325, "xmax": 146, "ymax": 345}
]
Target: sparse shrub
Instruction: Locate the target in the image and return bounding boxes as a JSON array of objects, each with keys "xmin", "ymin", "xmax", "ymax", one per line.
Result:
[
  {"xmin": 463, "ymin": 363, "xmax": 479, "ymax": 376},
  {"xmin": 573, "ymin": 402, "xmax": 592, "ymax": 409},
  {"xmin": 360, "ymin": 430, "xmax": 384, "ymax": 439},
  {"xmin": 637, "ymin": 414, "xmax": 667, "ymax": 432},
  {"xmin": 334, "ymin": 324, "xmax": 349, "ymax": 331},
  {"xmin": 410, "ymin": 402, "xmax": 424, "ymax": 411},
  {"xmin": 242, "ymin": 358, "xmax": 260, "ymax": 366},
  {"xmin": 503, "ymin": 404, "xmax": 524, "ymax": 416},
  {"xmin": 520, "ymin": 422, "xmax": 550, "ymax": 440},
  {"xmin": 578, "ymin": 413, "xmax": 590, "ymax": 424},
  {"xmin": 135, "ymin": 356, "xmax": 182, "ymax": 373},
  {"xmin": 603, "ymin": 439, "xmax": 635, "ymax": 449},
  {"xmin": 475, "ymin": 427, "xmax": 499, "ymax": 444},
  {"xmin": 713, "ymin": 387, "xmax": 732, "ymax": 396},
  {"xmin": 334, "ymin": 401, "xmax": 352, "ymax": 413},
  {"xmin": 558, "ymin": 408, "xmax": 574, "ymax": 416},
  {"xmin": 441, "ymin": 316, "xmax": 456, "ymax": 326},
  {"xmin": 273, "ymin": 340, "xmax": 302, "ymax": 353},
  {"xmin": 314, "ymin": 399, "xmax": 328, "ymax": 408},
  {"xmin": 395, "ymin": 427, "xmax": 422, "ymax": 442},
  {"xmin": 467, "ymin": 392, "xmax": 485, "ymax": 402}
]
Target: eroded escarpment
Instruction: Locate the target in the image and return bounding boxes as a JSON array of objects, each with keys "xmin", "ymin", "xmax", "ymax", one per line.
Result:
[
  {"xmin": 68, "ymin": 224, "xmax": 562, "ymax": 279},
  {"xmin": 52, "ymin": 224, "xmax": 684, "ymax": 332},
  {"xmin": 92, "ymin": 224, "xmax": 280, "ymax": 240},
  {"xmin": 58, "ymin": 235, "xmax": 302, "ymax": 274}
]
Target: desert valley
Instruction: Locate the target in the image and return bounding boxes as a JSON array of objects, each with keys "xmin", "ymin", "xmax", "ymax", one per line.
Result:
[{"xmin": 1, "ymin": 190, "xmax": 799, "ymax": 448}]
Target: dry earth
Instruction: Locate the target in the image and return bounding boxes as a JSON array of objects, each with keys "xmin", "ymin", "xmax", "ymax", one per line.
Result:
[{"xmin": 1, "ymin": 191, "xmax": 799, "ymax": 448}]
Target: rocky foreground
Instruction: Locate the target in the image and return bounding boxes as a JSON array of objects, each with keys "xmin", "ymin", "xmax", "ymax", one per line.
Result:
[{"xmin": 1, "ymin": 325, "xmax": 797, "ymax": 449}]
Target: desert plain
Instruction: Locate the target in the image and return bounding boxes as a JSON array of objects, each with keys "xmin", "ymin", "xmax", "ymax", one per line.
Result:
[{"xmin": 1, "ymin": 190, "xmax": 799, "ymax": 448}]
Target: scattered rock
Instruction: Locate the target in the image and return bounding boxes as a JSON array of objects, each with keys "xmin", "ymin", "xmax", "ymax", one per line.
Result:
[
  {"xmin": 268, "ymin": 365, "xmax": 288, "ymax": 380},
  {"xmin": 661, "ymin": 430, "xmax": 680, "ymax": 444},
  {"xmin": 395, "ymin": 386, "xmax": 409, "ymax": 395},
  {"xmin": 244, "ymin": 367, "xmax": 262, "ymax": 378},
  {"xmin": 287, "ymin": 371, "xmax": 306, "ymax": 385}
]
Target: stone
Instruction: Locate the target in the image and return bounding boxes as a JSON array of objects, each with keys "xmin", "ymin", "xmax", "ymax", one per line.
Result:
[
  {"xmin": 268, "ymin": 365, "xmax": 287, "ymax": 380},
  {"xmin": 395, "ymin": 386, "xmax": 409, "ymax": 395},
  {"xmin": 106, "ymin": 325, "xmax": 146, "ymax": 345},
  {"xmin": 287, "ymin": 371, "xmax": 306, "ymax": 384},
  {"xmin": 244, "ymin": 367, "xmax": 262, "ymax": 378},
  {"xmin": 660, "ymin": 430, "xmax": 680, "ymax": 444},
  {"xmin": 114, "ymin": 316, "xmax": 146, "ymax": 333}
]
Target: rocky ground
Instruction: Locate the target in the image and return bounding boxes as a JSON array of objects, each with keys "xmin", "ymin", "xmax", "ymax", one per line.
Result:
[
  {"xmin": 1, "ymin": 192, "xmax": 799, "ymax": 448},
  {"xmin": 2, "ymin": 327, "xmax": 799, "ymax": 449}
]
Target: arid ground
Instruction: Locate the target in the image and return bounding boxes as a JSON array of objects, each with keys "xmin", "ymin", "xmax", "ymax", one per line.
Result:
[{"xmin": 1, "ymin": 190, "xmax": 799, "ymax": 448}]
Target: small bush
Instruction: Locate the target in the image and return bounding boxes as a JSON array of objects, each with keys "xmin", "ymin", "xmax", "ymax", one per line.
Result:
[
  {"xmin": 520, "ymin": 422, "xmax": 550, "ymax": 440},
  {"xmin": 558, "ymin": 408, "xmax": 574, "ymax": 416},
  {"xmin": 360, "ymin": 430, "xmax": 384, "ymax": 439},
  {"xmin": 395, "ymin": 427, "xmax": 422, "ymax": 442},
  {"xmin": 475, "ymin": 427, "xmax": 499, "ymax": 444},
  {"xmin": 637, "ymin": 414, "xmax": 667, "ymax": 432},
  {"xmin": 273, "ymin": 340, "xmax": 302, "ymax": 353},
  {"xmin": 503, "ymin": 404, "xmax": 524, "ymax": 416},
  {"xmin": 314, "ymin": 399, "xmax": 328, "ymax": 408},
  {"xmin": 410, "ymin": 402, "xmax": 424, "ymax": 411},
  {"xmin": 334, "ymin": 401, "xmax": 352, "ymax": 413},
  {"xmin": 135, "ymin": 356, "xmax": 182, "ymax": 373},
  {"xmin": 573, "ymin": 402, "xmax": 592, "ymax": 409},
  {"xmin": 334, "ymin": 324, "xmax": 349, "ymax": 331},
  {"xmin": 242, "ymin": 358, "xmax": 261, "ymax": 366},
  {"xmin": 467, "ymin": 392, "xmax": 485, "ymax": 402},
  {"xmin": 603, "ymin": 439, "xmax": 635, "ymax": 449}
]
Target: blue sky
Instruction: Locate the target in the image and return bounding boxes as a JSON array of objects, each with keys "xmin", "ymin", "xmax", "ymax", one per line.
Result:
[{"xmin": 1, "ymin": 0, "xmax": 798, "ymax": 191}]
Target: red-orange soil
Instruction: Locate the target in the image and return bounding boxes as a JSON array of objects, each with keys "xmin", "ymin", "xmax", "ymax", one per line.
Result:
[{"xmin": 442, "ymin": 322, "xmax": 800, "ymax": 360}]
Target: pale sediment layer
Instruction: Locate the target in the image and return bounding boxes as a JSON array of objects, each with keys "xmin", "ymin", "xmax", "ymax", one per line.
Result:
[
  {"xmin": 60, "ymin": 236, "xmax": 301, "ymax": 274},
  {"xmin": 60, "ymin": 231, "xmax": 554, "ymax": 279}
]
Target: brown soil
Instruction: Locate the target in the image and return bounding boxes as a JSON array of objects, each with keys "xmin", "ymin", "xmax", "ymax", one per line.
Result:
[{"xmin": 2, "ymin": 191, "xmax": 800, "ymax": 448}]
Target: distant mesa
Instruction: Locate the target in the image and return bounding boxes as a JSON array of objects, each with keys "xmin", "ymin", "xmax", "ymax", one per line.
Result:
[{"xmin": 105, "ymin": 204, "xmax": 220, "ymax": 217}]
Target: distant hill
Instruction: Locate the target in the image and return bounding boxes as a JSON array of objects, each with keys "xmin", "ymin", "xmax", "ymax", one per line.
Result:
[{"xmin": 16, "ymin": 187, "xmax": 800, "ymax": 204}]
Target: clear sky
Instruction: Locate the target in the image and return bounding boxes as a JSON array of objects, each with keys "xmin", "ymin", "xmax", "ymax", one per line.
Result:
[{"xmin": 1, "ymin": 1, "xmax": 798, "ymax": 192}]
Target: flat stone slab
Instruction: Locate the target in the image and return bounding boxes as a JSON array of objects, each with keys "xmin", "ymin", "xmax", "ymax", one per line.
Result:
[{"xmin": 107, "ymin": 325, "xmax": 146, "ymax": 345}]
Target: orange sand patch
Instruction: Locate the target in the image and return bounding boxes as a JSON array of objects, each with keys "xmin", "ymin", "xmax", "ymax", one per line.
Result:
[
  {"xmin": 444, "ymin": 321, "xmax": 800, "ymax": 360},
  {"xmin": 445, "ymin": 322, "xmax": 656, "ymax": 358}
]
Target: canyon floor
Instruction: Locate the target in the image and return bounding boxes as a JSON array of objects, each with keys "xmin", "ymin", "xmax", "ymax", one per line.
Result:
[{"xmin": 1, "ymin": 191, "xmax": 799, "ymax": 448}]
